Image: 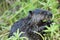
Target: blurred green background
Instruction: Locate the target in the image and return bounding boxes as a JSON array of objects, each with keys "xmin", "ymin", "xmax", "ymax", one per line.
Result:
[{"xmin": 0, "ymin": 0, "xmax": 60, "ymax": 40}]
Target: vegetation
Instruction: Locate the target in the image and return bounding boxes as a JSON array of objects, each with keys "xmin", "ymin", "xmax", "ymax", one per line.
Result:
[{"xmin": 0, "ymin": 0, "xmax": 60, "ymax": 40}]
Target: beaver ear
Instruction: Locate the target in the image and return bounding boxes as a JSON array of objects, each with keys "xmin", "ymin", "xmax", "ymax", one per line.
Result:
[{"xmin": 29, "ymin": 11, "xmax": 33, "ymax": 15}]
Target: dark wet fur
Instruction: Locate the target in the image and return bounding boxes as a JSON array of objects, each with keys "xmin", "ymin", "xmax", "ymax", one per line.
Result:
[{"xmin": 8, "ymin": 9, "xmax": 53, "ymax": 40}]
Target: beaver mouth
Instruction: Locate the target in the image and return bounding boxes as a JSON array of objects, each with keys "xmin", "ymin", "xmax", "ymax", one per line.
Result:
[{"xmin": 42, "ymin": 15, "xmax": 52, "ymax": 23}]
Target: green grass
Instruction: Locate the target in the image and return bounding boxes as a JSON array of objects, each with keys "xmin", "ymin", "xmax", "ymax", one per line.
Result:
[{"xmin": 0, "ymin": 0, "xmax": 60, "ymax": 40}]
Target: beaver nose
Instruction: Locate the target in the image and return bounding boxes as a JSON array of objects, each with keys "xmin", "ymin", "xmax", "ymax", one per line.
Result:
[
  {"xmin": 49, "ymin": 12, "xmax": 52, "ymax": 17},
  {"xmin": 47, "ymin": 12, "xmax": 52, "ymax": 18}
]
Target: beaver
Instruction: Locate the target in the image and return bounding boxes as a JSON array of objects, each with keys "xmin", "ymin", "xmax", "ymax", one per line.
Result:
[{"xmin": 8, "ymin": 9, "xmax": 53, "ymax": 40}]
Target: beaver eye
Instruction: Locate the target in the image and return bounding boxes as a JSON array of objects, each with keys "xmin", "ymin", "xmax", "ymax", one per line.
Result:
[{"xmin": 42, "ymin": 11, "xmax": 47, "ymax": 15}]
